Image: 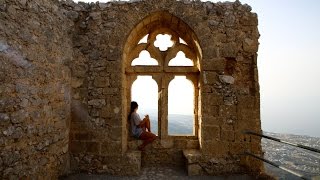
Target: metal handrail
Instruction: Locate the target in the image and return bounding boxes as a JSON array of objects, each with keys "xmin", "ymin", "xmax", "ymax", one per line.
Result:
[
  {"xmin": 243, "ymin": 130, "xmax": 320, "ymax": 154},
  {"xmin": 242, "ymin": 130, "xmax": 320, "ymax": 179},
  {"xmin": 245, "ymin": 151, "xmax": 310, "ymax": 180}
]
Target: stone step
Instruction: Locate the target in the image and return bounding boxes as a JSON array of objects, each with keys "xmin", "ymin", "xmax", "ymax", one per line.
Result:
[{"xmin": 124, "ymin": 150, "xmax": 142, "ymax": 175}]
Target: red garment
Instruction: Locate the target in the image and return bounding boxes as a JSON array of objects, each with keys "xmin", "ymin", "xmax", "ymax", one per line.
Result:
[{"xmin": 139, "ymin": 131, "xmax": 156, "ymax": 150}]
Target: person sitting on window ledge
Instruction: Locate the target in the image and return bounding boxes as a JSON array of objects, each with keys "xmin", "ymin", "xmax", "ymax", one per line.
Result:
[{"xmin": 128, "ymin": 101, "xmax": 157, "ymax": 151}]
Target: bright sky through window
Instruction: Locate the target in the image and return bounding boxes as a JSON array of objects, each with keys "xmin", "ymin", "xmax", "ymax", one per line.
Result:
[
  {"xmin": 131, "ymin": 76, "xmax": 158, "ymax": 134},
  {"xmin": 179, "ymin": 38, "xmax": 187, "ymax": 45},
  {"xmin": 154, "ymin": 34, "xmax": 174, "ymax": 51},
  {"xmin": 138, "ymin": 34, "xmax": 148, "ymax": 44},
  {"xmin": 168, "ymin": 76, "xmax": 194, "ymax": 115},
  {"xmin": 131, "ymin": 50, "xmax": 158, "ymax": 66},
  {"xmin": 168, "ymin": 51, "xmax": 193, "ymax": 66}
]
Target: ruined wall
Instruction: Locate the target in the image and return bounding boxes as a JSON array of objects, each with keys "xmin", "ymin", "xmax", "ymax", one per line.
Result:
[
  {"xmin": 66, "ymin": 0, "xmax": 262, "ymax": 176},
  {"xmin": 0, "ymin": 0, "xmax": 262, "ymax": 178},
  {"xmin": 63, "ymin": 0, "xmax": 142, "ymax": 174},
  {"xmin": 0, "ymin": 0, "xmax": 73, "ymax": 178},
  {"xmin": 196, "ymin": 0, "xmax": 263, "ymax": 174}
]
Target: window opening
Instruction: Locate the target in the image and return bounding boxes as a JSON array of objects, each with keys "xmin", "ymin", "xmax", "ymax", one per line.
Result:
[
  {"xmin": 138, "ymin": 34, "xmax": 149, "ymax": 44},
  {"xmin": 131, "ymin": 76, "xmax": 159, "ymax": 135},
  {"xmin": 168, "ymin": 76, "xmax": 194, "ymax": 135},
  {"xmin": 131, "ymin": 50, "xmax": 158, "ymax": 66},
  {"xmin": 179, "ymin": 37, "xmax": 187, "ymax": 45},
  {"xmin": 154, "ymin": 34, "xmax": 174, "ymax": 51},
  {"xmin": 168, "ymin": 51, "xmax": 193, "ymax": 66}
]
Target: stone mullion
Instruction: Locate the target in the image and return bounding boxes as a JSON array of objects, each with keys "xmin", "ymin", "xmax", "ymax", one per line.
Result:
[
  {"xmin": 161, "ymin": 75, "xmax": 174, "ymax": 139},
  {"xmin": 151, "ymin": 75, "xmax": 162, "ymax": 137},
  {"xmin": 160, "ymin": 74, "xmax": 168, "ymax": 139}
]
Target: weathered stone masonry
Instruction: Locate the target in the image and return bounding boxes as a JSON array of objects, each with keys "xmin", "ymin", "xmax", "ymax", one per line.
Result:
[
  {"xmin": 1, "ymin": 0, "xmax": 262, "ymax": 178},
  {"xmin": 0, "ymin": 0, "xmax": 73, "ymax": 178}
]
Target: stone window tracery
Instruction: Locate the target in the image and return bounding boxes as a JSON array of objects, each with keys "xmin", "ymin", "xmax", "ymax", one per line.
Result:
[{"xmin": 125, "ymin": 12, "xmax": 201, "ymax": 139}]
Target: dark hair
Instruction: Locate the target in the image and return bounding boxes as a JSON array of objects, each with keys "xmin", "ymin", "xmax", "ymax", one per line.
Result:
[{"xmin": 128, "ymin": 101, "xmax": 138, "ymax": 121}]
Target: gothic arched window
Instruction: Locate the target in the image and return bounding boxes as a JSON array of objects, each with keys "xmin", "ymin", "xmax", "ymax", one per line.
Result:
[{"xmin": 124, "ymin": 11, "xmax": 201, "ymax": 139}]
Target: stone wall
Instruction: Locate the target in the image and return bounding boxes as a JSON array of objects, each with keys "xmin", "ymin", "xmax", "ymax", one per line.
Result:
[
  {"xmin": 65, "ymin": 0, "xmax": 263, "ymax": 176},
  {"xmin": 0, "ymin": 0, "xmax": 72, "ymax": 178},
  {"xmin": 0, "ymin": 0, "xmax": 263, "ymax": 178}
]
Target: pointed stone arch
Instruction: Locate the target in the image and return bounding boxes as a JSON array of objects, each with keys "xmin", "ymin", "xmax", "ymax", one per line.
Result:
[
  {"xmin": 123, "ymin": 11, "xmax": 202, "ymax": 145},
  {"xmin": 123, "ymin": 11, "xmax": 202, "ymax": 69}
]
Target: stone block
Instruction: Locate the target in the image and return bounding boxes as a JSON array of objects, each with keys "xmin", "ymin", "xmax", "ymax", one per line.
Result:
[
  {"xmin": 240, "ymin": 13, "xmax": 258, "ymax": 26},
  {"xmin": 202, "ymin": 94, "xmax": 223, "ymax": 106},
  {"xmin": 186, "ymin": 140, "xmax": 200, "ymax": 149},
  {"xmin": 221, "ymin": 123, "xmax": 234, "ymax": 131},
  {"xmin": 71, "ymin": 77, "xmax": 83, "ymax": 88},
  {"xmin": 88, "ymin": 99, "xmax": 106, "ymax": 107},
  {"xmin": 101, "ymin": 141, "xmax": 122, "ymax": 155},
  {"xmin": 187, "ymin": 164, "xmax": 202, "ymax": 176},
  {"xmin": 219, "ymin": 42, "xmax": 238, "ymax": 58},
  {"xmin": 202, "ymin": 85, "xmax": 213, "ymax": 93},
  {"xmin": 74, "ymin": 132, "xmax": 91, "ymax": 141},
  {"xmin": 221, "ymin": 129, "xmax": 235, "ymax": 142},
  {"xmin": 201, "ymin": 125, "xmax": 220, "ymax": 141},
  {"xmin": 10, "ymin": 110, "xmax": 29, "ymax": 124},
  {"xmin": 229, "ymin": 142, "xmax": 246, "ymax": 154},
  {"xmin": 94, "ymin": 77, "xmax": 109, "ymax": 87},
  {"xmin": 203, "ymin": 105, "xmax": 219, "ymax": 117},
  {"xmin": 202, "ymin": 46, "xmax": 218, "ymax": 59},
  {"xmin": 219, "ymin": 105, "xmax": 237, "ymax": 117},
  {"xmin": 128, "ymin": 140, "xmax": 143, "ymax": 150},
  {"xmin": 100, "ymin": 106, "xmax": 111, "ymax": 118},
  {"xmin": 219, "ymin": 75, "xmax": 235, "ymax": 84},
  {"xmin": 235, "ymin": 131, "xmax": 251, "ymax": 142},
  {"xmin": 201, "ymin": 115, "xmax": 220, "ymax": 125},
  {"xmin": 183, "ymin": 149, "xmax": 201, "ymax": 164},
  {"xmin": 251, "ymin": 134, "xmax": 262, "ymax": 144},
  {"xmin": 174, "ymin": 139, "xmax": 187, "ymax": 149},
  {"xmin": 109, "ymin": 126, "xmax": 122, "ymax": 141},
  {"xmin": 103, "ymin": 88, "xmax": 119, "ymax": 95},
  {"xmin": 124, "ymin": 151, "xmax": 141, "ymax": 175},
  {"xmin": 0, "ymin": 113, "xmax": 10, "ymax": 122},
  {"xmin": 224, "ymin": 13, "xmax": 236, "ymax": 27},
  {"xmin": 237, "ymin": 96, "xmax": 256, "ymax": 108},
  {"xmin": 70, "ymin": 141, "xmax": 86, "ymax": 153},
  {"xmin": 243, "ymin": 38, "xmax": 258, "ymax": 53},
  {"xmin": 203, "ymin": 71, "xmax": 218, "ymax": 85},
  {"xmin": 237, "ymin": 109, "xmax": 259, "ymax": 124},
  {"xmin": 202, "ymin": 58, "xmax": 225, "ymax": 71},
  {"xmin": 201, "ymin": 141, "xmax": 229, "ymax": 156},
  {"xmin": 160, "ymin": 139, "xmax": 174, "ymax": 148},
  {"xmin": 250, "ymin": 142, "xmax": 263, "ymax": 154},
  {"xmin": 86, "ymin": 142, "xmax": 100, "ymax": 154}
]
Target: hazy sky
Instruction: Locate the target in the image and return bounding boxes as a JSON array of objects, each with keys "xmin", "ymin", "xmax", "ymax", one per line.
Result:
[
  {"xmin": 240, "ymin": 0, "xmax": 320, "ymax": 137},
  {"xmin": 74, "ymin": 0, "xmax": 320, "ymax": 137}
]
